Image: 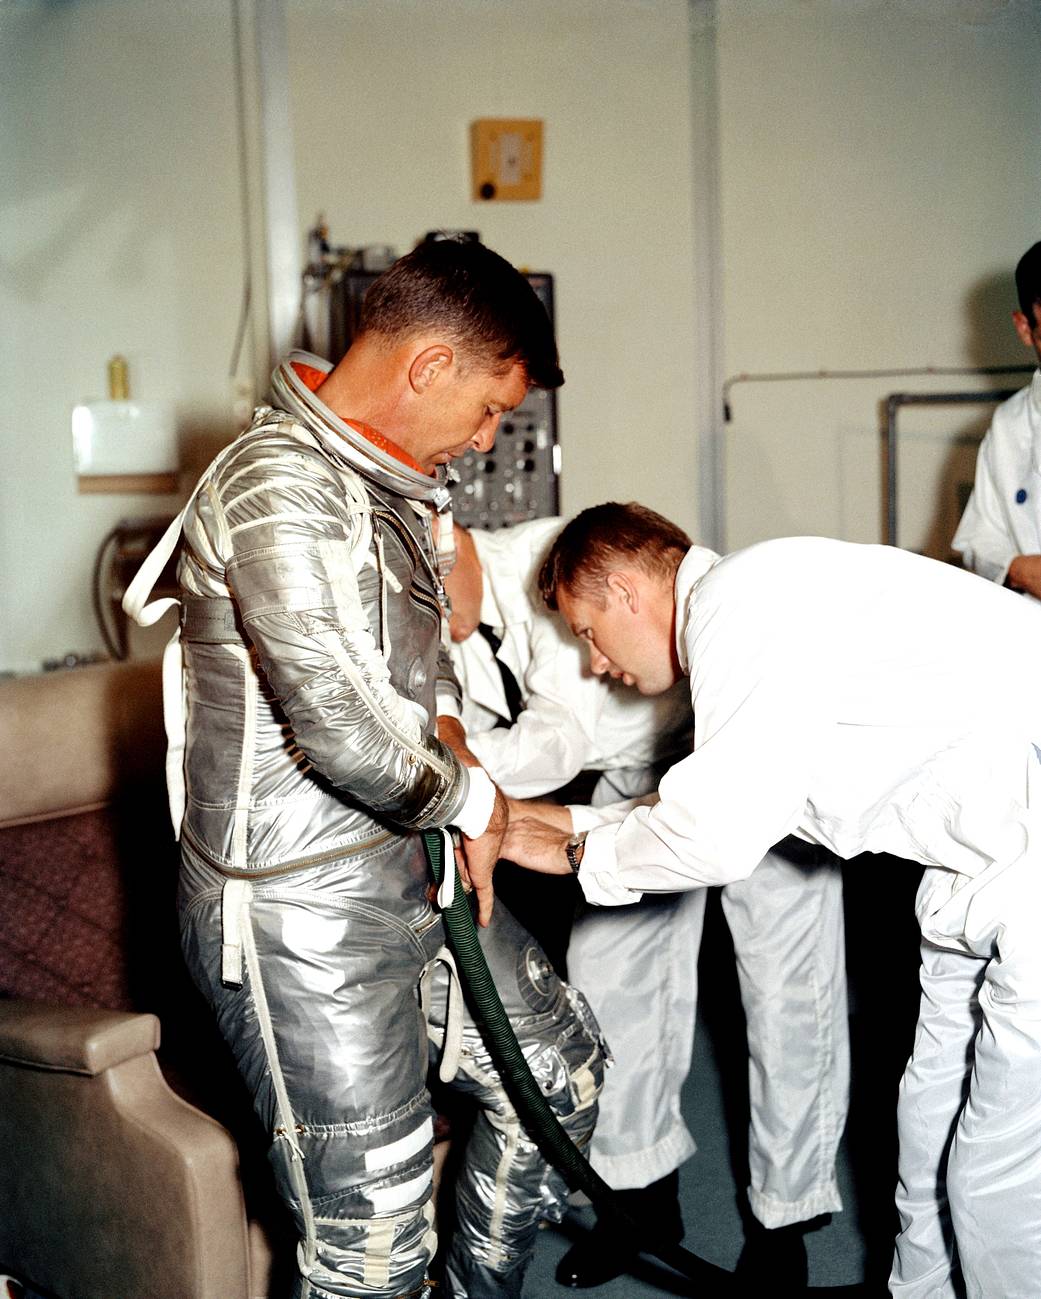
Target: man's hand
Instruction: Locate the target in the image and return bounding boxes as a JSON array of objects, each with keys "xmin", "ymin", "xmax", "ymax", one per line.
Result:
[
  {"xmin": 437, "ymin": 713, "xmax": 504, "ymax": 927},
  {"xmin": 501, "ymin": 817, "xmax": 574, "ymax": 876},
  {"xmin": 438, "ymin": 715, "xmax": 477, "ymax": 766},
  {"xmin": 1006, "ymin": 554, "xmax": 1041, "ymax": 599},
  {"xmin": 505, "ymin": 796, "xmax": 574, "ymax": 833},
  {"xmin": 458, "ymin": 786, "xmax": 508, "ymax": 927}
]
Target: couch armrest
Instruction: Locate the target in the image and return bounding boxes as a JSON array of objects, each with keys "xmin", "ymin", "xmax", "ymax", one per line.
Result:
[
  {"xmin": 0, "ymin": 1001, "xmax": 159, "ymax": 1075},
  {"xmin": 0, "ymin": 998, "xmax": 255, "ymax": 1299}
]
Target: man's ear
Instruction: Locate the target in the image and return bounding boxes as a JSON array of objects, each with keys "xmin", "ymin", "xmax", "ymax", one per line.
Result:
[
  {"xmin": 605, "ymin": 570, "xmax": 640, "ymax": 613},
  {"xmin": 409, "ymin": 344, "xmax": 454, "ymax": 394},
  {"xmin": 1013, "ymin": 309, "xmax": 1038, "ymax": 351}
]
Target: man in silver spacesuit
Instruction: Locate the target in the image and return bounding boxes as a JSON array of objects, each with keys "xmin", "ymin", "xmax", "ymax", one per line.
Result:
[{"xmin": 124, "ymin": 239, "xmax": 605, "ymax": 1299}]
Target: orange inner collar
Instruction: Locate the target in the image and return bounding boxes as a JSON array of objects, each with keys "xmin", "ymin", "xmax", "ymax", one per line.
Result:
[{"xmin": 291, "ymin": 360, "xmax": 432, "ymax": 476}]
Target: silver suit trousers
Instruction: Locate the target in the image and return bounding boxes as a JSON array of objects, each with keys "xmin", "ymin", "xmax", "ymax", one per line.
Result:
[{"xmin": 179, "ymin": 835, "xmax": 604, "ymax": 1299}]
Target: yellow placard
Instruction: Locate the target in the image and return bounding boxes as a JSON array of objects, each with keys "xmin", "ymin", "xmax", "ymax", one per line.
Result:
[{"xmin": 471, "ymin": 119, "xmax": 543, "ymax": 202}]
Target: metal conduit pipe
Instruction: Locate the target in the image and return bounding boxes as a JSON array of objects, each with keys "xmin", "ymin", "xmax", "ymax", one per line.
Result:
[
  {"xmin": 721, "ymin": 365, "xmax": 1032, "ymax": 552},
  {"xmin": 884, "ymin": 389, "xmax": 1019, "ymax": 548},
  {"xmin": 721, "ymin": 365, "xmax": 1033, "ymax": 423}
]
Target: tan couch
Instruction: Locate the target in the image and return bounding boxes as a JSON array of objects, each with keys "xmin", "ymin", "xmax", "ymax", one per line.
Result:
[{"xmin": 0, "ymin": 661, "xmax": 289, "ymax": 1299}]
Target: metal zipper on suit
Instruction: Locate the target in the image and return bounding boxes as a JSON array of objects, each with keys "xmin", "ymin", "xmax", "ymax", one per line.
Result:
[
  {"xmin": 181, "ymin": 821, "xmax": 396, "ymax": 878},
  {"xmin": 370, "ymin": 506, "xmax": 446, "ymax": 621},
  {"xmin": 372, "ymin": 512, "xmax": 389, "ymax": 655}
]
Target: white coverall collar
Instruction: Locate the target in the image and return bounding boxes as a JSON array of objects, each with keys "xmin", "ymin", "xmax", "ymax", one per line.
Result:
[
  {"xmin": 470, "ymin": 533, "xmax": 508, "ymax": 631},
  {"xmin": 674, "ymin": 545, "xmax": 722, "ymax": 674},
  {"xmin": 1030, "ymin": 368, "xmax": 1041, "ymax": 418},
  {"xmin": 1024, "ymin": 369, "xmax": 1041, "ymax": 476},
  {"xmin": 470, "ymin": 518, "xmax": 562, "ymax": 631},
  {"xmin": 478, "ymin": 575, "xmax": 506, "ymax": 633}
]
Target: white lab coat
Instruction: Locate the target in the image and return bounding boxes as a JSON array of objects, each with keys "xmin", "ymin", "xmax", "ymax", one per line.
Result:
[
  {"xmin": 455, "ymin": 522, "xmax": 847, "ymax": 1227},
  {"xmin": 580, "ymin": 536, "xmax": 1041, "ymax": 901},
  {"xmin": 453, "ymin": 518, "xmax": 691, "ymax": 795},
  {"xmin": 951, "ymin": 369, "xmax": 1041, "ymax": 596},
  {"xmin": 580, "ymin": 535, "xmax": 1041, "ymax": 1297}
]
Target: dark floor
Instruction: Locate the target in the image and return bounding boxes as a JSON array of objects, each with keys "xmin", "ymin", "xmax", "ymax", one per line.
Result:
[{"xmin": 522, "ymin": 858, "xmax": 923, "ymax": 1297}]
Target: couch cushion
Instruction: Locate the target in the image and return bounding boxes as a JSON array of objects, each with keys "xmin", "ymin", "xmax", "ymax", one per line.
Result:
[
  {"xmin": 0, "ymin": 807, "xmax": 137, "ymax": 1008},
  {"xmin": 0, "ymin": 660, "xmax": 165, "ymax": 827}
]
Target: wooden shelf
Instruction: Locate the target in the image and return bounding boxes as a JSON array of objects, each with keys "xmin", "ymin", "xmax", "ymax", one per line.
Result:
[{"xmin": 78, "ymin": 473, "xmax": 179, "ymax": 495}]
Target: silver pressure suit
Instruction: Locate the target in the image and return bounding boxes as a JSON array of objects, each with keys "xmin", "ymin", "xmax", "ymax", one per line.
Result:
[{"xmin": 169, "ymin": 354, "xmax": 604, "ymax": 1299}]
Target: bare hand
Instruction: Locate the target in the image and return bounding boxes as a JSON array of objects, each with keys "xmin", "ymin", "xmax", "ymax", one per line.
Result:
[
  {"xmin": 501, "ymin": 817, "xmax": 573, "ymax": 875},
  {"xmin": 505, "ymin": 796, "xmax": 574, "ymax": 833},
  {"xmin": 458, "ymin": 786, "xmax": 508, "ymax": 927},
  {"xmin": 437, "ymin": 714, "xmax": 504, "ymax": 926},
  {"xmin": 1006, "ymin": 554, "xmax": 1041, "ymax": 599}
]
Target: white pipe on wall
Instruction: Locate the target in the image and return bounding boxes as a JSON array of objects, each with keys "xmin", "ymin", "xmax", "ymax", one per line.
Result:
[
  {"xmin": 233, "ymin": 0, "xmax": 302, "ymax": 387},
  {"xmin": 689, "ymin": 0, "xmax": 725, "ymax": 553}
]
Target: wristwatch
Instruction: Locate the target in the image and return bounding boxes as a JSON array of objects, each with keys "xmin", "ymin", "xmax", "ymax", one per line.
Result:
[{"xmin": 565, "ymin": 832, "xmax": 587, "ymax": 875}]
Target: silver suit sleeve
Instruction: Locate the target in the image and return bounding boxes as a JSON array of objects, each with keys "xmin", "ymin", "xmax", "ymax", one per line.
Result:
[{"xmin": 217, "ymin": 435, "xmax": 469, "ymax": 829}]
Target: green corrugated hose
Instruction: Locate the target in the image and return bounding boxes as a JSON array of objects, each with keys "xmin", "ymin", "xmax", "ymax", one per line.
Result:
[{"xmin": 423, "ymin": 829, "xmax": 735, "ymax": 1296}]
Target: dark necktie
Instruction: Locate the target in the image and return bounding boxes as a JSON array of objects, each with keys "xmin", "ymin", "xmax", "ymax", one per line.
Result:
[{"xmin": 477, "ymin": 622, "xmax": 524, "ymax": 725}]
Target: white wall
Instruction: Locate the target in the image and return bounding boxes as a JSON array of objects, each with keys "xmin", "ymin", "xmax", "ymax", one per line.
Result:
[
  {"xmin": 715, "ymin": 0, "xmax": 1041, "ymax": 554},
  {"xmin": 0, "ymin": 0, "xmax": 246, "ymax": 674},
  {"xmin": 3, "ymin": 0, "xmax": 1038, "ymax": 673},
  {"xmin": 287, "ymin": 0, "xmax": 700, "ymax": 529},
  {"xmin": 0, "ymin": 0, "xmax": 699, "ymax": 675}
]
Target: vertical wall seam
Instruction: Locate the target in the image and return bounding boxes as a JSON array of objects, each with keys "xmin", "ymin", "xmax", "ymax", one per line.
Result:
[{"xmin": 689, "ymin": 0, "xmax": 726, "ymax": 552}]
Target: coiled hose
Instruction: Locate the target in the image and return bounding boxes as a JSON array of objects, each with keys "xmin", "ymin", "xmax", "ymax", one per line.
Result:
[{"xmin": 423, "ymin": 829, "xmax": 736, "ymax": 1296}]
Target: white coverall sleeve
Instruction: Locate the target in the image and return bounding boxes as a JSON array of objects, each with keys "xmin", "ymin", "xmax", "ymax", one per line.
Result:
[
  {"xmin": 579, "ymin": 589, "xmax": 824, "ymax": 906},
  {"xmin": 435, "ymin": 638, "xmax": 465, "ymax": 721},
  {"xmin": 569, "ymin": 793, "xmax": 657, "ymax": 833},
  {"xmin": 951, "ymin": 422, "xmax": 1018, "ymax": 586},
  {"xmin": 436, "ymin": 689, "xmax": 463, "ymax": 721},
  {"xmin": 466, "ymin": 619, "xmax": 608, "ymax": 798}
]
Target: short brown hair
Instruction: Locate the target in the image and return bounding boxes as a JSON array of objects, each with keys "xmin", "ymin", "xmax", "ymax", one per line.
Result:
[
  {"xmin": 360, "ymin": 236, "xmax": 563, "ymax": 390},
  {"xmin": 538, "ymin": 502, "xmax": 692, "ymax": 610}
]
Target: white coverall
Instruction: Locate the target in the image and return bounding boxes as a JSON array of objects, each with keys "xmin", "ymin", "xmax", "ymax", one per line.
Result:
[
  {"xmin": 449, "ymin": 519, "xmax": 848, "ymax": 1227},
  {"xmin": 951, "ymin": 368, "xmax": 1041, "ymax": 598},
  {"xmin": 578, "ymin": 536, "xmax": 1041, "ymax": 1299}
]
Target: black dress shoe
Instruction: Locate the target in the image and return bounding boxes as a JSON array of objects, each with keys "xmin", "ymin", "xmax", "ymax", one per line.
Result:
[
  {"xmin": 734, "ymin": 1213, "xmax": 831, "ymax": 1290},
  {"xmin": 555, "ymin": 1172, "xmax": 684, "ymax": 1289},
  {"xmin": 555, "ymin": 1226, "xmax": 636, "ymax": 1289}
]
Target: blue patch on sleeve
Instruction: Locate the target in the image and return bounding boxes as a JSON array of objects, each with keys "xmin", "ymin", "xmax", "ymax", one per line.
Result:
[{"xmin": 1016, "ymin": 488, "xmax": 1028, "ymax": 504}]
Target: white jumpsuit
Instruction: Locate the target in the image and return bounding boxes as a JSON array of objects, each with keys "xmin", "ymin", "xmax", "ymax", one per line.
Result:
[
  {"xmin": 951, "ymin": 368, "xmax": 1041, "ymax": 596},
  {"xmin": 578, "ymin": 536, "xmax": 1041, "ymax": 1299},
  {"xmin": 450, "ymin": 520, "xmax": 848, "ymax": 1227}
]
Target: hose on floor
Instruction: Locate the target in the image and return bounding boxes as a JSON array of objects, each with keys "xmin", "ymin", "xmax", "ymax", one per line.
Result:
[{"xmin": 423, "ymin": 829, "xmax": 736, "ymax": 1296}]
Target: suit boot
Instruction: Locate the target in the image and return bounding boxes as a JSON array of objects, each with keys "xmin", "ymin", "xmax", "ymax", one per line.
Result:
[{"xmin": 554, "ymin": 1171, "xmax": 684, "ymax": 1289}]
